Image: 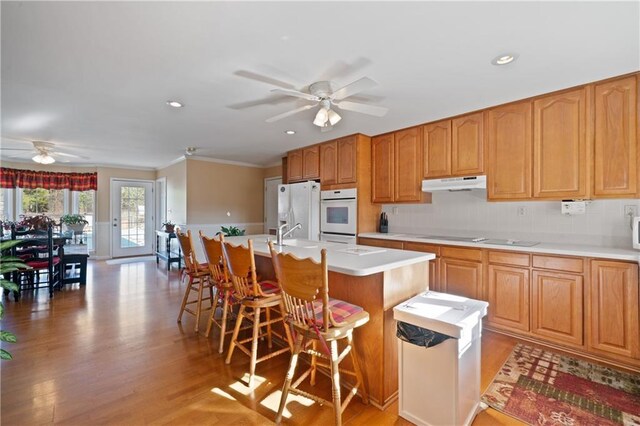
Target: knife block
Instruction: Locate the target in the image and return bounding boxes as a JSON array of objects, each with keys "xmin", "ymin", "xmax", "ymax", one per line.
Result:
[{"xmin": 379, "ymin": 224, "xmax": 388, "ymax": 233}]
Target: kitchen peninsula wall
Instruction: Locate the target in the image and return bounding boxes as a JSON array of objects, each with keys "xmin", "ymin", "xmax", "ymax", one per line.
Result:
[{"xmin": 382, "ymin": 191, "xmax": 640, "ymax": 248}]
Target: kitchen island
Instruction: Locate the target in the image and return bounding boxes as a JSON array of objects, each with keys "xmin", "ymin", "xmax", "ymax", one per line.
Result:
[{"xmin": 223, "ymin": 235, "xmax": 435, "ymax": 408}]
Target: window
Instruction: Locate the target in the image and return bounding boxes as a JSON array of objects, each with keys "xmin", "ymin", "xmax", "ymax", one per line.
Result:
[
  {"xmin": 17, "ymin": 188, "xmax": 69, "ymax": 222},
  {"xmin": 0, "ymin": 188, "xmax": 14, "ymax": 221},
  {"xmin": 72, "ymin": 190, "xmax": 95, "ymax": 251}
]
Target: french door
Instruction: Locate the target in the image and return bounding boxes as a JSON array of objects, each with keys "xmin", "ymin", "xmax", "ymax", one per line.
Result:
[{"xmin": 111, "ymin": 180, "xmax": 154, "ymax": 257}]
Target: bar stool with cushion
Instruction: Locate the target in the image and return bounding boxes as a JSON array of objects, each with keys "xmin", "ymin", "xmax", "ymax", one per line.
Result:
[
  {"xmin": 222, "ymin": 237, "xmax": 292, "ymax": 386},
  {"xmin": 175, "ymin": 228, "xmax": 215, "ymax": 333},
  {"xmin": 268, "ymin": 242, "xmax": 369, "ymax": 426},
  {"xmin": 199, "ymin": 231, "xmax": 236, "ymax": 353}
]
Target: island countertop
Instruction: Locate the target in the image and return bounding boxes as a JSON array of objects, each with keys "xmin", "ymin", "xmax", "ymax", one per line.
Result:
[{"xmin": 222, "ymin": 234, "xmax": 435, "ymax": 277}]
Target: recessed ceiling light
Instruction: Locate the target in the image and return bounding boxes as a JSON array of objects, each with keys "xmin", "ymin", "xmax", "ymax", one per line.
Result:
[
  {"xmin": 492, "ymin": 53, "xmax": 518, "ymax": 65},
  {"xmin": 166, "ymin": 100, "xmax": 183, "ymax": 108},
  {"xmin": 285, "ymin": 130, "xmax": 296, "ymax": 135}
]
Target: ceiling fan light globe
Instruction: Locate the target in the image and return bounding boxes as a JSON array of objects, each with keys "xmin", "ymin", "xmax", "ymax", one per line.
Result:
[
  {"xmin": 33, "ymin": 153, "xmax": 55, "ymax": 164},
  {"xmin": 327, "ymin": 109, "xmax": 341, "ymax": 126},
  {"xmin": 313, "ymin": 107, "xmax": 329, "ymax": 127}
]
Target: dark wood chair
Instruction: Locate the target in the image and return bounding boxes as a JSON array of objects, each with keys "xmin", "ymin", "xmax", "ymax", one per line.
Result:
[{"xmin": 268, "ymin": 242, "xmax": 369, "ymax": 426}]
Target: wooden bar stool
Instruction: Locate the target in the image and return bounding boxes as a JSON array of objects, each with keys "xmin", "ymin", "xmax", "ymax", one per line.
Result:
[
  {"xmin": 175, "ymin": 228, "xmax": 215, "ymax": 333},
  {"xmin": 222, "ymin": 238, "xmax": 292, "ymax": 386},
  {"xmin": 199, "ymin": 231, "xmax": 236, "ymax": 353},
  {"xmin": 268, "ymin": 242, "xmax": 369, "ymax": 426}
]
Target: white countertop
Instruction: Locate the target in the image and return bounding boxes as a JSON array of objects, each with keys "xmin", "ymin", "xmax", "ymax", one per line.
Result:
[
  {"xmin": 359, "ymin": 232, "xmax": 640, "ymax": 263},
  {"xmin": 223, "ymin": 234, "xmax": 435, "ymax": 277}
]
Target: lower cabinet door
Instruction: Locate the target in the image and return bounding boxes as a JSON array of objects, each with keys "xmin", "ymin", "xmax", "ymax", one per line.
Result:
[
  {"xmin": 441, "ymin": 258, "xmax": 482, "ymax": 299},
  {"xmin": 589, "ymin": 260, "xmax": 640, "ymax": 359},
  {"xmin": 531, "ymin": 270, "xmax": 583, "ymax": 347},
  {"xmin": 487, "ymin": 265, "xmax": 530, "ymax": 332}
]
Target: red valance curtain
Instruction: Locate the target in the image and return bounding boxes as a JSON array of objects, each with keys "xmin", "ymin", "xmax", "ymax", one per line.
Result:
[{"xmin": 0, "ymin": 168, "xmax": 97, "ymax": 191}]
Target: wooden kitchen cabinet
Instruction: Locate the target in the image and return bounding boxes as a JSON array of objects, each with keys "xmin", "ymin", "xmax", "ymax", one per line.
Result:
[
  {"xmin": 486, "ymin": 101, "xmax": 533, "ymax": 200},
  {"xmin": 452, "ymin": 112, "xmax": 484, "ymax": 176},
  {"xmin": 487, "ymin": 265, "xmax": 530, "ymax": 332},
  {"xmin": 320, "ymin": 141, "xmax": 338, "ymax": 185},
  {"xmin": 358, "ymin": 237, "xmax": 404, "ymax": 249},
  {"xmin": 533, "ymin": 88, "xmax": 590, "ymax": 199},
  {"xmin": 588, "ymin": 260, "xmax": 639, "ymax": 360},
  {"xmin": 404, "ymin": 242, "xmax": 440, "ymax": 291},
  {"xmin": 531, "ymin": 269, "xmax": 584, "ymax": 347},
  {"xmin": 441, "ymin": 257, "xmax": 482, "ymax": 300},
  {"xmin": 371, "ymin": 133, "xmax": 395, "ymax": 203},
  {"xmin": 337, "ymin": 136, "xmax": 357, "ymax": 184},
  {"xmin": 394, "ymin": 127, "xmax": 423, "ymax": 202},
  {"xmin": 593, "ymin": 76, "xmax": 638, "ymax": 198},
  {"xmin": 302, "ymin": 145, "xmax": 320, "ymax": 180},
  {"xmin": 422, "ymin": 120, "xmax": 452, "ymax": 178},
  {"xmin": 287, "ymin": 149, "xmax": 303, "ymax": 182}
]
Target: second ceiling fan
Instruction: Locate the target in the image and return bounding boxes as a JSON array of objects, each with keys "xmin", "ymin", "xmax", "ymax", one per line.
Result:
[{"xmin": 265, "ymin": 77, "xmax": 388, "ymax": 131}]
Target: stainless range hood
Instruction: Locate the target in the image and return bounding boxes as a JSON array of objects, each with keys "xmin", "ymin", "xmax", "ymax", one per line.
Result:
[{"xmin": 421, "ymin": 175, "xmax": 487, "ymax": 192}]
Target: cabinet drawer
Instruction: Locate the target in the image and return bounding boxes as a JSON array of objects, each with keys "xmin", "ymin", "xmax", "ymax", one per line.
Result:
[
  {"xmin": 404, "ymin": 242, "xmax": 440, "ymax": 256},
  {"xmin": 489, "ymin": 251, "xmax": 530, "ymax": 267},
  {"xmin": 441, "ymin": 246, "xmax": 482, "ymax": 262},
  {"xmin": 533, "ymin": 255, "xmax": 584, "ymax": 274},
  {"xmin": 358, "ymin": 238, "xmax": 404, "ymax": 249}
]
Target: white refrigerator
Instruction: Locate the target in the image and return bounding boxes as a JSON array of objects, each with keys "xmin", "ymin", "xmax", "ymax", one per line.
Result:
[{"xmin": 277, "ymin": 181, "xmax": 320, "ymax": 241}]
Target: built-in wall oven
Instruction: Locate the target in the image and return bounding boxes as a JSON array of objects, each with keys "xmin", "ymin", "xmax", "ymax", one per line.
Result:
[{"xmin": 320, "ymin": 188, "xmax": 357, "ymax": 244}]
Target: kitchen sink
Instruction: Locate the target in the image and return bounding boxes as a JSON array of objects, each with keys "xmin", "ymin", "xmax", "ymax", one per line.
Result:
[
  {"xmin": 281, "ymin": 239, "xmax": 318, "ymax": 248},
  {"xmin": 481, "ymin": 239, "xmax": 539, "ymax": 247}
]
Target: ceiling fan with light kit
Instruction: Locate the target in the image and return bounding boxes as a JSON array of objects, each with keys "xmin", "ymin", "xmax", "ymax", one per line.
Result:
[
  {"xmin": 265, "ymin": 77, "xmax": 389, "ymax": 131},
  {"xmin": 1, "ymin": 140, "xmax": 88, "ymax": 164}
]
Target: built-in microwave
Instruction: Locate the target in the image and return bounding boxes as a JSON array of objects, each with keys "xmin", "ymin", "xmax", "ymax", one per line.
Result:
[
  {"xmin": 633, "ymin": 217, "xmax": 640, "ymax": 249},
  {"xmin": 320, "ymin": 188, "xmax": 357, "ymax": 237}
]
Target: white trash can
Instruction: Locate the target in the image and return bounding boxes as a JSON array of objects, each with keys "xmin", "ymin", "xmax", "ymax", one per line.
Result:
[{"xmin": 393, "ymin": 291, "xmax": 489, "ymax": 426}]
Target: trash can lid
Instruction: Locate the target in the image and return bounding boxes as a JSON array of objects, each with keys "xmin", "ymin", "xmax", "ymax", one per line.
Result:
[{"xmin": 393, "ymin": 291, "xmax": 488, "ymax": 338}]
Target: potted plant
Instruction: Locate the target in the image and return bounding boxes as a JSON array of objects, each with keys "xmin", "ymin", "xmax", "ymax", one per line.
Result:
[
  {"xmin": 60, "ymin": 214, "xmax": 89, "ymax": 235},
  {"xmin": 219, "ymin": 225, "xmax": 245, "ymax": 236},
  {"xmin": 0, "ymin": 239, "xmax": 28, "ymax": 360},
  {"xmin": 162, "ymin": 221, "xmax": 176, "ymax": 234}
]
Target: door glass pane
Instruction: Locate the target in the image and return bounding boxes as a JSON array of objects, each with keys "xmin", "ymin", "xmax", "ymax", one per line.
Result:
[{"xmin": 120, "ymin": 186, "xmax": 146, "ymax": 248}]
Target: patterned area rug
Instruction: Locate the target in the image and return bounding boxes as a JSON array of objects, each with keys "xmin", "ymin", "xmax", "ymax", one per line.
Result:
[{"xmin": 482, "ymin": 344, "xmax": 640, "ymax": 425}]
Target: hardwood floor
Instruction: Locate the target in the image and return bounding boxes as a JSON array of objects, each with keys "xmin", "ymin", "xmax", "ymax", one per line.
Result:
[{"xmin": 1, "ymin": 259, "xmax": 525, "ymax": 425}]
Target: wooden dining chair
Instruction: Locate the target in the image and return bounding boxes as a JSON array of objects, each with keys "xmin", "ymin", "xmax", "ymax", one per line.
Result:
[
  {"xmin": 175, "ymin": 228, "xmax": 215, "ymax": 333},
  {"xmin": 222, "ymin": 238, "xmax": 292, "ymax": 386},
  {"xmin": 199, "ymin": 231, "xmax": 236, "ymax": 353},
  {"xmin": 268, "ymin": 242, "xmax": 369, "ymax": 426}
]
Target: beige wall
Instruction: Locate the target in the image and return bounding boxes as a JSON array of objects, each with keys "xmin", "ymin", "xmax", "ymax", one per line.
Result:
[
  {"xmin": 156, "ymin": 160, "xmax": 187, "ymax": 224},
  {"xmin": 186, "ymin": 158, "xmax": 264, "ymax": 225},
  {"xmin": 96, "ymin": 167, "xmax": 156, "ymax": 222},
  {"xmin": 263, "ymin": 164, "xmax": 282, "ymax": 179}
]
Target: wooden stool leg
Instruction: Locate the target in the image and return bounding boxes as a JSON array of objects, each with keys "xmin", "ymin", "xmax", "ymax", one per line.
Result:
[
  {"xmin": 330, "ymin": 339, "xmax": 342, "ymax": 426},
  {"xmin": 177, "ymin": 275, "xmax": 192, "ymax": 323},
  {"xmin": 194, "ymin": 276, "xmax": 205, "ymax": 333},
  {"xmin": 310, "ymin": 340, "xmax": 318, "ymax": 386},
  {"xmin": 266, "ymin": 307, "xmax": 273, "ymax": 349},
  {"xmin": 205, "ymin": 286, "xmax": 220, "ymax": 338},
  {"xmin": 347, "ymin": 331, "xmax": 368, "ymax": 404},
  {"xmin": 226, "ymin": 304, "xmax": 245, "ymax": 365},
  {"xmin": 276, "ymin": 333, "xmax": 304, "ymax": 424},
  {"xmin": 248, "ymin": 306, "xmax": 261, "ymax": 386},
  {"xmin": 218, "ymin": 290, "xmax": 230, "ymax": 354}
]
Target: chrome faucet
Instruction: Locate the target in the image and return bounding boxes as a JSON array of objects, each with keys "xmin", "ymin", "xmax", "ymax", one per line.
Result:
[{"xmin": 276, "ymin": 223, "xmax": 302, "ymax": 245}]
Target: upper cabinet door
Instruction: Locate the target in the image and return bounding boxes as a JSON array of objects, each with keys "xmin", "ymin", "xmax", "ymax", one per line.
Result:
[
  {"xmin": 593, "ymin": 76, "xmax": 638, "ymax": 198},
  {"xmin": 394, "ymin": 127, "xmax": 423, "ymax": 202},
  {"xmin": 487, "ymin": 101, "xmax": 533, "ymax": 200},
  {"xmin": 372, "ymin": 134, "xmax": 395, "ymax": 203},
  {"xmin": 320, "ymin": 142, "xmax": 338, "ymax": 185},
  {"xmin": 452, "ymin": 112, "xmax": 484, "ymax": 176},
  {"xmin": 422, "ymin": 120, "xmax": 451, "ymax": 178},
  {"xmin": 302, "ymin": 145, "xmax": 320, "ymax": 180},
  {"xmin": 533, "ymin": 88, "xmax": 590, "ymax": 199},
  {"xmin": 337, "ymin": 136, "xmax": 357, "ymax": 184},
  {"xmin": 287, "ymin": 149, "xmax": 303, "ymax": 182}
]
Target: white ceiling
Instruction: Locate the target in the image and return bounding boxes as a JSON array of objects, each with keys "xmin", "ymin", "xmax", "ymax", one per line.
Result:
[{"xmin": 1, "ymin": 1, "xmax": 639, "ymax": 169}]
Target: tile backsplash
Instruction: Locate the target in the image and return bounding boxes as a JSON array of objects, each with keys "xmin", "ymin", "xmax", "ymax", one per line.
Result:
[{"xmin": 382, "ymin": 190, "xmax": 640, "ymax": 248}]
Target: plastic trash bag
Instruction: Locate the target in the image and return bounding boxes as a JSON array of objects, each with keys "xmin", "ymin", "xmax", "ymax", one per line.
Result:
[{"xmin": 396, "ymin": 321, "xmax": 451, "ymax": 348}]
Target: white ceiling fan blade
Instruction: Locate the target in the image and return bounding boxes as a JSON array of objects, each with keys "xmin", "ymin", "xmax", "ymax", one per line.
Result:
[
  {"xmin": 334, "ymin": 100, "xmax": 389, "ymax": 117},
  {"xmin": 233, "ymin": 70, "xmax": 296, "ymax": 89},
  {"xmin": 331, "ymin": 77, "xmax": 378, "ymax": 101},
  {"xmin": 52, "ymin": 151, "xmax": 88, "ymax": 160},
  {"xmin": 270, "ymin": 88, "xmax": 320, "ymax": 102},
  {"xmin": 265, "ymin": 104, "xmax": 317, "ymax": 123},
  {"xmin": 0, "ymin": 147, "xmax": 34, "ymax": 152}
]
